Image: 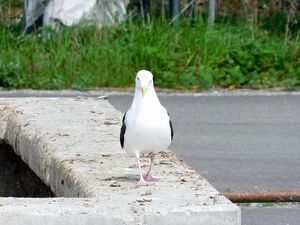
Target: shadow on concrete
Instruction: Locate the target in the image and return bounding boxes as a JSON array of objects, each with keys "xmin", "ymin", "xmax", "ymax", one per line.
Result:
[
  {"xmin": 0, "ymin": 143, "xmax": 55, "ymax": 197},
  {"xmin": 102, "ymin": 175, "xmax": 138, "ymax": 182}
]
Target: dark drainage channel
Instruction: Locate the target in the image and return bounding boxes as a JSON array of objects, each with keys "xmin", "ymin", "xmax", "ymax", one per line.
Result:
[{"xmin": 0, "ymin": 143, "xmax": 55, "ymax": 197}]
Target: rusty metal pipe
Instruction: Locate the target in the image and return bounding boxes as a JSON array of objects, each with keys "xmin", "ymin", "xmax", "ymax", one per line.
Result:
[{"xmin": 222, "ymin": 189, "xmax": 300, "ymax": 203}]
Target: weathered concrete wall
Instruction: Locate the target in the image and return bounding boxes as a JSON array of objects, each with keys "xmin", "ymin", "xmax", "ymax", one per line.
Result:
[
  {"xmin": 0, "ymin": 144, "xmax": 54, "ymax": 197},
  {"xmin": 0, "ymin": 197, "xmax": 240, "ymax": 225},
  {"xmin": 0, "ymin": 97, "xmax": 240, "ymax": 225}
]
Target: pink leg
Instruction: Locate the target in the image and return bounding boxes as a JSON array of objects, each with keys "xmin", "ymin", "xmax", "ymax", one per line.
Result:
[
  {"xmin": 136, "ymin": 157, "xmax": 153, "ymax": 186},
  {"xmin": 143, "ymin": 172, "xmax": 158, "ymax": 182},
  {"xmin": 143, "ymin": 153, "xmax": 159, "ymax": 182},
  {"xmin": 137, "ymin": 176, "xmax": 154, "ymax": 186}
]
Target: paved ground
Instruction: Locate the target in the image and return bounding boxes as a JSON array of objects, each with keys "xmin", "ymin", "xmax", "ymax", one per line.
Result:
[
  {"xmin": 108, "ymin": 93, "xmax": 300, "ymax": 225},
  {"xmin": 240, "ymin": 204, "xmax": 300, "ymax": 225},
  {"xmin": 1, "ymin": 97, "xmax": 238, "ymax": 224},
  {"xmin": 109, "ymin": 94, "xmax": 300, "ymax": 191},
  {"xmin": 0, "ymin": 90, "xmax": 299, "ymax": 225}
]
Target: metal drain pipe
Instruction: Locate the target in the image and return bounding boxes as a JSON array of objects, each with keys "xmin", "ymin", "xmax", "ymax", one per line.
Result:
[{"xmin": 223, "ymin": 189, "xmax": 300, "ymax": 203}]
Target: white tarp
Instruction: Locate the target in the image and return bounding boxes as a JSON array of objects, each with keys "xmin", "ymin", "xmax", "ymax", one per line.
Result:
[
  {"xmin": 24, "ymin": 0, "xmax": 46, "ymax": 31},
  {"xmin": 24, "ymin": 0, "xmax": 129, "ymax": 31}
]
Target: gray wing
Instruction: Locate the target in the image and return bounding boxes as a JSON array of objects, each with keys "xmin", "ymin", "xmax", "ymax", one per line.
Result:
[{"xmin": 120, "ymin": 112, "xmax": 126, "ymax": 148}]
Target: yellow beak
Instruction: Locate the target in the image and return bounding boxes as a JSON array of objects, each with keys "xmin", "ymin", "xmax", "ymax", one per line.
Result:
[{"xmin": 141, "ymin": 86, "xmax": 147, "ymax": 97}]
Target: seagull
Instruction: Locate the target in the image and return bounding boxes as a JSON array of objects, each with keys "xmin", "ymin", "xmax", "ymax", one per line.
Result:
[{"xmin": 120, "ymin": 70, "xmax": 174, "ymax": 186}]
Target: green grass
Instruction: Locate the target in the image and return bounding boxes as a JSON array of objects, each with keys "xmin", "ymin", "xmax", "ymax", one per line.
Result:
[{"xmin": 0, "ymin": 16, "xmax": 300, "ymax": 90}]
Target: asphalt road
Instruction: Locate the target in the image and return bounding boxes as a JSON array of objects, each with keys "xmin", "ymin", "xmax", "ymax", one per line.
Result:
[
  {"xmin": 109, "ymin": 94, "xmax": 300, "ymax": 192},
  {"xmin": 108, "ymin": 93, "xmax": 300, "ymax": 225},
  {"xmin": 0, "ymin": 90, "xmax": 299, "ymax": 225}
]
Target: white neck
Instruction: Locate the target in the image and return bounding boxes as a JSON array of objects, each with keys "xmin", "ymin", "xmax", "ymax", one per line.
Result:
[{"xmin": 131, "ymin": 87, "xmax": 161, "ymax": 112}]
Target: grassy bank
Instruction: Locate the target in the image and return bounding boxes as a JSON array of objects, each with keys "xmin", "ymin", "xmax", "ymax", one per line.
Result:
[{"xmin": 0, "ymin": 17, "xmax": 300, "ymax": 90}]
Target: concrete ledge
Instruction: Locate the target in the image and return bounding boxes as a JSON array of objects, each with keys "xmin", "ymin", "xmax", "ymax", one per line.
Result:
[
  {"xmin": 0, "ymin": 198, "xmax": 240, "ymax": 225},
  {"xmin": 0, "ymin": 98, "xmax": 240, "ymax": 225}
]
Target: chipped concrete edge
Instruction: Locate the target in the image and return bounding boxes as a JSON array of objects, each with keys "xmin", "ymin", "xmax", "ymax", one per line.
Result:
[
  {"xmin": 0, "ymin": 198, "xmax": 241, "ymax": 225},
  {"xmin": 0, "ymin": 98, "xmax": 241, "ymax": 225},
  {"xmin": 0, "ymin": 106, "xmax": 72, "ymax": 197}
]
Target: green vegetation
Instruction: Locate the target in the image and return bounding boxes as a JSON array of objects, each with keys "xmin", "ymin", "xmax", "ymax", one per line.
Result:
[{"xmin": 0, "ymin": 15, "xmax": 300, "ymax": 90}]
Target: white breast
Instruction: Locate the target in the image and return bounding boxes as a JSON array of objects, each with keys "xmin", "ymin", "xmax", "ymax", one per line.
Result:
[{"xmin": 124, "ymin": 104, "xmax": 172, "ymax": 157}]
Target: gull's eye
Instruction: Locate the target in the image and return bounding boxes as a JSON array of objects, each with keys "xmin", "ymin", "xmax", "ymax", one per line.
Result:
[{"xmin": 137, "ymin": 77, "xmax": 140, "ymax": 81}]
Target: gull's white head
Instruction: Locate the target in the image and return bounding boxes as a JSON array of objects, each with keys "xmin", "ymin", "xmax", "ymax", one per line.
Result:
[{"xmin": 135, "ymin": 70, "xmax": 154, "ymax": 97}]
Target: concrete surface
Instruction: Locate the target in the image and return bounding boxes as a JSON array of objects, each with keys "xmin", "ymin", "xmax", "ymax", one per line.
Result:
[
  {"xmin": 1, "ymin": 89, "xmax": 299, "ymax": 225},
  {"xmin": 1, "ymin": 90, "xmax": 299, "ymax": 191},
  {"xmin": 0, "ymin": 197, "xmax": 239, "ymax": 225},
  {"xmin": 107, "ymin": 92, "xmax": 300, "ymax": 225},
  {"xmin": 0, "ymin": 97, "xmax": 240, "ymax": 225},
  {"xmin": 109, "ymin": 94, "xmax": 300, "ymax": 191},
  {"xmin": 241, "ymin": 204, "xmax": 300, "ymax": 225}
]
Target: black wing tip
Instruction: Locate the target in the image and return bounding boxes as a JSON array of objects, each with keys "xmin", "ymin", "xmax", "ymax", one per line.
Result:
[
  {"xmin": 169, "ymin": 120, "xmax": 174, "ymax": 141},
  {"xmin": 120, "ymin": 112, "xmax": 126, "ymax": 148},
  {"xmin": 167, "ymin": 111, "xmax": 174, "ymax": 141}
]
